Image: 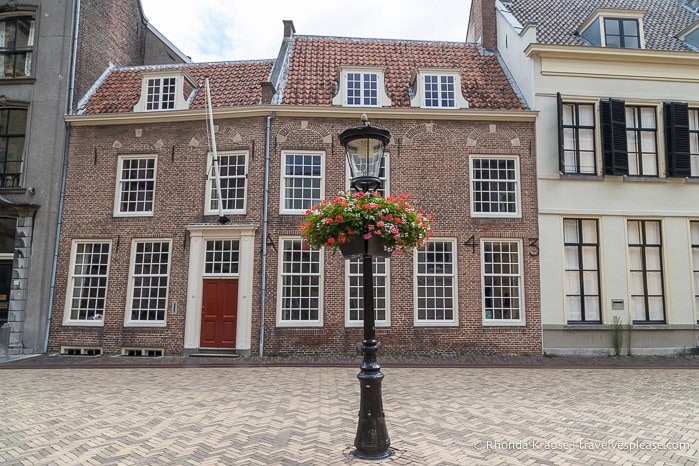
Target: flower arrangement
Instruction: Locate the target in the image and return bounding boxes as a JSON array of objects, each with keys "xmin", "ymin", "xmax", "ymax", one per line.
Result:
[{"xmin": 301, "ymin": 191, "xmax": 434, "ymax": 254}]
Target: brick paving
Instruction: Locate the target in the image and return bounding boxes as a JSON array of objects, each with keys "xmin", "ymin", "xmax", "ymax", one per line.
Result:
[{"xmin": 1, "ymin": 362, "xmax": 698, "ymax": 465}]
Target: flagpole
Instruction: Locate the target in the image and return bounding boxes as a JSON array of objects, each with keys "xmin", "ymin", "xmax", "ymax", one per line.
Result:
[{"xmin": 205, "ymin": 76, "xmax": 229, "ymax": 224}]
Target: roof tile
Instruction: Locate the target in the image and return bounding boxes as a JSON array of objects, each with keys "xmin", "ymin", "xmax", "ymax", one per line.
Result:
[
  {"xmin": 281, "ymin": 36, "xmax": 524, "ymax": 110},
  {"xmin": 81, "ymin": 61, "xmax": 274, "ymax": 114},
  {"xmin": 505, "ymin": 0, "xmax": 699, "ymax": 51}
]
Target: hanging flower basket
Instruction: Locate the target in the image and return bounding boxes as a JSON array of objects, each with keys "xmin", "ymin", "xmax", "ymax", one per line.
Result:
[
  {"xmin": 300, "ymin": 191, "xmax": 434, "ymax": 256},
  {"xmin": 338, "ymin": 235, "xmax": 393, "ymax": 259}
]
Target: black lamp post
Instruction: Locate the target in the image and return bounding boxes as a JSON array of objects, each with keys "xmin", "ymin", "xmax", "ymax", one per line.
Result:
[{"xmin": 338, "ymin": 114, "xmax": 393, "ymax": 460}]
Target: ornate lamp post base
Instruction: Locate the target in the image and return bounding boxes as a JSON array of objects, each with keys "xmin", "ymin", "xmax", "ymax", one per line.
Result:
[{"xmin": 352, "ymin": 364, "xmax": 392, "ymax": 459}]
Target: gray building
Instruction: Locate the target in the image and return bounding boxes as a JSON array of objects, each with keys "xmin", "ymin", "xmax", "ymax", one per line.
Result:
[{"xmin": 0, "ymin": 0, "xmax": 187, "ymax": 355}]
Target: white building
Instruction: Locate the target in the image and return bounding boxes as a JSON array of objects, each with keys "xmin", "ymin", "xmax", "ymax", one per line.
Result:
[{"xmin": 469, "ymin": 0, "xmax": 699, "ymax": 354}]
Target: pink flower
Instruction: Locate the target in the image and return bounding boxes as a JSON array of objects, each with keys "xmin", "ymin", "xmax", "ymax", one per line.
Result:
[
  {"xmin": 363, "ymin": 233, "xmax": 373, "ymax": 240},
  {"xmin": 376, "ymin": 221, "xmax": 385, "ymax": 227},
  {"xmin": 367, "ymin": 225, "xmax": 375, "ymax": 231}
]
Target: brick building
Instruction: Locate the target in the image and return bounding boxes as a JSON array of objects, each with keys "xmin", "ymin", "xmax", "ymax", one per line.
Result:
[
  {"xmin": 0, "ymin": 0, "xmax": 187, "ymax": 356},
  {"xmin": 49, "ymin": 21, "xmax": 540, "ymax": 356}
]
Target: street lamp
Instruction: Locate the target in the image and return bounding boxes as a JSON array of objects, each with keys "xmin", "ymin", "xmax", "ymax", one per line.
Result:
[{"xmin": 338, "ymin": 114, "xmax": 393, "ymax": 460}]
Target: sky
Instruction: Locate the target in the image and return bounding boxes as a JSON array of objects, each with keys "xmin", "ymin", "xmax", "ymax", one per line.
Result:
[{"xmin": 140, "ymin": 1, "xmax": 472, "ymax": 63}]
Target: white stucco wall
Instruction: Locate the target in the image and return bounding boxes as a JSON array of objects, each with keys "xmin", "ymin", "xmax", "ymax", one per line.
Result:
[{"xmin": 495, "ymin": 3, "xmax": 699, "ymax": 350}]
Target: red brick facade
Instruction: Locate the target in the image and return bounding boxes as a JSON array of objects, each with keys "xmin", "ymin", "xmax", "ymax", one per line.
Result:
[
  {"xmin": 49, "ymin": 32, "xmax": 541, "ymax": 356},
  {"xmin": 49, "ymin": 113, "xmax": 540, "ymax": 356}
]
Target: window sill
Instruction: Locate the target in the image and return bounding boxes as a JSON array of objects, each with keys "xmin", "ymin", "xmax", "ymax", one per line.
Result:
[
  {"xmin": 559, "ymin": 173, "xmax": 604, "ymax": 180},
  {"xmin": 62, "ymin": 320, "xmax": 104, "ymax": 327},
  {"xmin": 113, "ymin": 213, "xmax": 154, "ymax": 218},
  {"xmin": 346, "ymin": 322, "xmax": 390, "ymax": 328},
  {"xmin": 276, "ymin": 322, "xmax": 323, "ymax": 328},
  {"xmin": 0, "ymin": 77, "xmax": 36, "ymax": 85},
  {"xmin": 123, "ymin": 321, "xmax": 166, "ymax": 328},
  {"xmin": 0, "ymin": 187, "xmax": 27, "ymax": 194},
  {"xmin": 622, "ymin": 175, "xmax": 665, "ymax": 183},
  {"xmin": 482, "ymin": 321, "xmax": 525, "ymax": 327},
  {"xmin": 414, "ymin": 321, "xmax": 459, "ymax": 327}
]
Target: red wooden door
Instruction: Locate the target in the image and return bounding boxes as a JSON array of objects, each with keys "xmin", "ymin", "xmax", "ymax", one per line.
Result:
[{"xmin": 200, "ymin": 279, "xmax": 238, "ymax": 348}]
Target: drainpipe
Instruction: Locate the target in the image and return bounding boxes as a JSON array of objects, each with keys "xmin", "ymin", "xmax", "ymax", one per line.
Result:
[
  {"xmin": 44, "ymin": 0, "xmax": 80, "ymax": 352},
  {"xmin": 259, "ymin": 112, "xmax": 275, "ymax": 356}
]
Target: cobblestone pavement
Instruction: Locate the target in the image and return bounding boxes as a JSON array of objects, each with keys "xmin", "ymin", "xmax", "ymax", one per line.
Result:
[{"xmin": 1, "ymin": 366, "xmax": 698, "ymax": 465}]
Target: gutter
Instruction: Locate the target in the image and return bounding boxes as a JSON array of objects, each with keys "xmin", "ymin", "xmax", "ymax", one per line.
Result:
[
  {"xmin": 259, "ymin": 112, "xmax": 275, "ymax": 356},
  {"xmin": 44, "ymin": 0, "xmax": 81, "ymax": 352}
]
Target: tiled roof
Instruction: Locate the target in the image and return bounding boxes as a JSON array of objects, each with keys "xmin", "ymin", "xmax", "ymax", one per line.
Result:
[
  {"xmin": 80, "ymin": 60, "xmax": 274, "ymax": 114},
  {"xmin": 504, "ymin": 0, "xmax": 699, "ymax": 51},
  {"xmin": 280, "ymin": 36, "xmax": 525, "ymax": 110}
]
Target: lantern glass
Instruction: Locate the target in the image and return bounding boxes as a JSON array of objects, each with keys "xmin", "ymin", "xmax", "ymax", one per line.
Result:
[{"xmin": 346, "ymin": 137, "xmax": 385, "ymax": 179}]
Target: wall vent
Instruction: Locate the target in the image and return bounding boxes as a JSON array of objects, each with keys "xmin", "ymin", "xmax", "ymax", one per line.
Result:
[
  {"xmin": 121, "ymin": 348, "xmax": 163, "ymax": 357},
  {"xmin": 61, "ymin": 346, "xmax": 102, "ymax": 356}
]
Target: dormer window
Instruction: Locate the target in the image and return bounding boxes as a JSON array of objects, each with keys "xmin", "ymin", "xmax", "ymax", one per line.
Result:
[
  {"xmin": 678, "ymin": 22, "xmax": 699, "ymax": 51},
  {"xmin": 332, "ymin": 66, "xmax": 391, "ymax": 107},
  {"xmin": 579, "ymin": 9, "xmax": 645, "ymax": 49},
  {"xmin": 425, "ymin": 75, "xmax": 455, "ymax": 108},
  {"xmin": 146, "ymin": 77, "xmax": 176, "ymax": 110},
  {"xmin": 410, "ymin": 68, "xmax": 469, "ymax": 109},
  {"xmin": 603, "ymin": 18, "xmax": 640, "ymax": 48},
  {"xmin": 133, "ymin": 70, "xmax": 197, "ymax": 112}
]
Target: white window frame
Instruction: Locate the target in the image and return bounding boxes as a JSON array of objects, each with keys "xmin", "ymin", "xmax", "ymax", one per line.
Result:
[
  {"xmin": 332, "ymin": 66, "xmax": 391, "ymax": 107},
  {"xmin": 124, "ymin": 239, "xmax": 172, "ymax": 328},
  {"xmin": 203, "ymin": 239, "xmax": 240, "ymax": 276},
  {"xmin": 481, "ymin": 238, "xmax": 525, "ymax": 326},
  {"xmin": 413, "ymin": 238, "xmax": 458, "ymax": 327},
  {"xmin": 276, "ymin": 237, "xmax": 324, "ymax": 327},
  {"xmin": 410, "ymin": 68, "xmax": 469, "ymax": 109},
  {"xmin": 113, "ymin": 155, "xmax": 157, "ymax": 218},
  {"xmin": 345, "ymin": 257, "xmax": 390, "ymax": 328},
  {"xmin": 280, "ymin": 150, "xmax": 325, "ymax": 215},
  {"xmin": 205, "ymin": 150, "xmax": 248, "ymax": 215},
  {"xmin": 469, "ymin": 155, "xmax": 521, "ymax": 218},
  {"xmin": 345, "ymin": 153, "xmax": 390, "ymax": 197},
  {"xmin": 63, "ymin": 240, "xmax": 112, "ymax": 327},
  {"xmin": 133, "ymin": 71, "xmax": 192, "ymax": 112}
]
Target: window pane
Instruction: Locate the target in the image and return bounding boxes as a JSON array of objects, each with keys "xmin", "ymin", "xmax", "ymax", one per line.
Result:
[
  {"xmin": 483, "ymin": 240, "xmax": 521, "ymax": 322},
  {"xmin": 416, "ymin": 241, "xmax": 455, "ymax": 322},
  {"xmin": 69, "ymin": 242, "xmax": 111, "ymax": 321},
  {"xmin": 129, "ymin": 241, "xmax": 169, "ymax": 321},
  {"xmin": 280, "ymin": 239, "xmax": 321, "ymax": 322}
]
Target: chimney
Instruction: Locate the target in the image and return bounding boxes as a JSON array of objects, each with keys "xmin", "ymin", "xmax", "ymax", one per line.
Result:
[
  {"xmin": 283, "ymin": 20, "xmax": 295, "ymax": 38},
  {"xmin": 481, "ymin": 0, "xmax": 497, "ymax": 49},
  {"xmin": 260, "ymin": 81, "xmax": 276, "ymax": 104}
]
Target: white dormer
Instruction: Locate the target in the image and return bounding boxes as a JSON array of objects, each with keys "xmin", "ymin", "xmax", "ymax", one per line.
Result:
[
  {"xmin": 410, "ymin": 68, "xmax": 469, "ymax": 109},
  {"xmin": 332, "ymin": 65, "xmax": 391, "ymax": 107},
  {"xmin": 677, "ymin": 21, "xmax": 699, "ymax": 51},
  {"xmin": 578, "ymin": 9, "xmax": 646, "ymax": 49},
  {"xmin": 133, "ymin": 70, "xmax": 198, "ymax": 112}
]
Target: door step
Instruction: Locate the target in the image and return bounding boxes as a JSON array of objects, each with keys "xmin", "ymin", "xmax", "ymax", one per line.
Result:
[{"xmin": 190, "ymin": 349, "xmax": 240, "ymax": 358}]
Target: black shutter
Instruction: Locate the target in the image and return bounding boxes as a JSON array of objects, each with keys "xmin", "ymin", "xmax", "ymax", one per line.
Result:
[
  {"xmin": 557, "ymin": 92, "xmax": 565, "ymax": 173},
  {"xmin": 601, "ymin": 98, "xmax": 628, "ymax": 175},
  {"xmin": 664, "ymin": 102, "xmax": 690, "ymax": 177}
]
